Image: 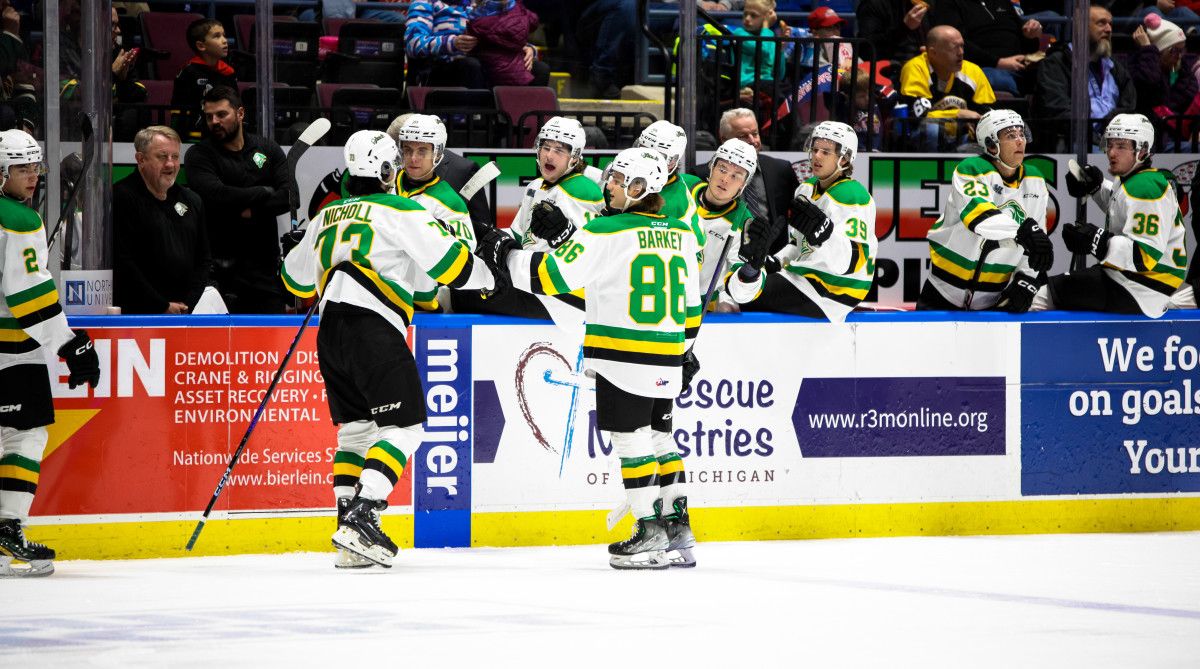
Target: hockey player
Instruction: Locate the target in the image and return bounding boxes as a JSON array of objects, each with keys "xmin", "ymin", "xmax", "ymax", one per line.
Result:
[
  {"xmin": 477, "ymin": 148, "xmax": 702, "ymax": 570},
  {"xmin": 691, "ymin": 139, "xmax": 757, "ymax": 310},
  {"xmin": 0, "ymin": 129, "xmax": 100, "ymax": 577},
  {"xmin": 1034, "ymin": 114, "xmax": 1188, "ymax": 317},
  {"xmin": 916, "ymin": 109, "xmax": 1054, "ymax": 313},
  {"xmin": 280, "ymin": 130, "xmax": 495, "ymax": 568},
  {"xmin": 635, "ymin": 120, "xmax": 701, "ymax": 224},
  {"xmin": 728, "ymin": 121, "xmax": 879, "ymax": 321}
]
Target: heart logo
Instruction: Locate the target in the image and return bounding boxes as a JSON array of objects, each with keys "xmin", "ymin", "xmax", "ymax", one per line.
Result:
[{"xmin": 514, "ymin": 341, "xmax": 573, "ymax": 454}]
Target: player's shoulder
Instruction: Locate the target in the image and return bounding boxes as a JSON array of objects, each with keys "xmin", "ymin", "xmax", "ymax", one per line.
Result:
[
  {"xmin": 1120, "ymin": 169, "xmax": 1171, "ymax": 201},
  {"xmin": 678, "ymin": 172, "xmax": 702, "ymax": 189},
  {"xmin": 334, "ymin": 192, "xmax": 427, "ymax": 213},
  {"xmin": 424, "ymin": 179, "xmax": 468, "ymax": 214},
  {"xmin": 955, "ymin": 155, "xmax": 997, "ymax": 178},
  {"xmin": 557, "ymin": 173, "xmax": 604, "ymax": 202},
  {"xmin": 1020, "ymin": 162, "xmax": 1046, "ymax": 182},
  {"xmin": 825, "ymin": 178, "xmax": 872, "ymax": 206},
  {"xmin": 0, "ymin": 197, "xmax": 43, "ymax": 233}
]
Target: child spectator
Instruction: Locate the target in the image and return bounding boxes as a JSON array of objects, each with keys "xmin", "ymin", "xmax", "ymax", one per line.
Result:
[{"xmin": 170, "ymin": 18, "xmax": 236, "ymax": 139}]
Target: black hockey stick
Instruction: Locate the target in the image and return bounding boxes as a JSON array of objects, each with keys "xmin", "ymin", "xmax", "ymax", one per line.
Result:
[
  {"xmin": 47, "ymin": 114, "xmax": 94, "ymax": 252},
  {"xmin": 185, "ymin": 300, "xmax": 318, "ymax": 551},
  {"xmin": 1068, "ymin": 159, "xmax": 1088, "ymax": 273},
  {"xmin": 688, "ymin": 234, "xmax": 735, "ymax": 352},
  {"xmin": 287, "ymin": 118, "xmax": 332, "ymax": 230}
]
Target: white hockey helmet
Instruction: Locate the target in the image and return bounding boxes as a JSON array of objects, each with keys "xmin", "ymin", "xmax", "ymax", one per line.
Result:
[
  {"xmin": 707, "ymin": 138, "xmax": 757, "ymax": 196},
  {"xmin": 602, "ymin": 147, "xmax": 669, "ymax": 203},
  {"xmin": 804, "ymin": 121, "xmax": 857, "ymax": 168},
  {"xmin": 976, "ymin": 109, "xmax": 1030, "ymax": 154},
  {"xmin": 535, "ymin": 116, "xmax": 586, "ymax": 168},
  {"xmin": 635, "ymin": 120, "xmax": 688, "ymax": 172},
  {"xmin": 0, "ymin": 129, "xmax": 43, "ymax": 187},
  {"xmin": 1102, "ymin": 113, "xmax": 1154, "ymax": 161},
  {"xmin": 397, "ymin": 114, "xmax": 448, "ymax": 168},
  {"xmin": 344, "ymin": 130, "xmax": 400, "ymax": 183}
]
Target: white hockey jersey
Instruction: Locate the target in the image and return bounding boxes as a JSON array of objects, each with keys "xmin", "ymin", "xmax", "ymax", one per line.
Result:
[
  {"xmin": 689, "ymin": 183, "xmax": 753, "ymax": 309},
  {"xmin": 505, "ymin": 211, "xmax": 702, "ymax": 398},
  {"xmin": 394, "ymin": 171, "xmax": 476, "ymax": 310},
  {"xmin": 728, "ymin": 176, "xmax": 877, "ymax": 321},
  {"xmin": 0, "ymin": 197, "xmax": 73, "ymax": 370},
  {"xmin": 925, "ymin": 155, "xmax": 1047, "ymax": 310},
  {"xmin": 1089, "ymin": 167, "xmax": 1187, "ymax": 317},
  {"xmin": 281, "ymin": 192, "xmax": 494, "ymax": 334}
]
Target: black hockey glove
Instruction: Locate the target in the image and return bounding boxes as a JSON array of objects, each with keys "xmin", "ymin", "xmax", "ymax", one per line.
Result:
[
  {"xmin": 475, "ymin": 229, "xmax": 519, "ymax": 296},
  {"xmin": 57, "ymin": 330, "xmax": 100, "ymax": 390},
  {"xmin": 763, "ymin": 255, "xmax": 783, "ymax": 274},
  {"xmin": 681, "ymin": 349, "xmax": 700, "ymax": 390},
  {"xmin": 789, "ymin": 194, "xmax": 833, "ymax": 246},
  {"xmin": 1014, "ymin": 218, "xmax": 1054, "ymax": 273},
  {"xmin": 997, "ymin": 272, "xmax": 1042, "ymax": 314},
  {"xmin": 738, "ymin": 217, "xmax": 779, "ymax": 272},
  {"xmin": 529, "ymin": 201, "xmax": 575, "ymax": 249},
  {"xmin": 1062, "ymin": 222, "xmax": 1112, "ymax": 260},
  {"xmin": 1065, "ymin": 163, "xmax": 1103, "ymax": 198},
  {"xmin": 279, "ymin": 229, "xmax": 305, "ymax": 257}
]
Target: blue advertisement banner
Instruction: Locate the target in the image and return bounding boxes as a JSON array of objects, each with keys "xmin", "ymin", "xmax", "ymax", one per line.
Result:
[
  {"xmin": 792, "ymin": 377, "xmax": 1005, "ymax": 457},
  {"xmin": 414, "ymin": 325, "xmax": 473, "ymax": 547},
  {"xmin": 1022, "ymin": 321, "xmax": 1200, "ymax": 495}
]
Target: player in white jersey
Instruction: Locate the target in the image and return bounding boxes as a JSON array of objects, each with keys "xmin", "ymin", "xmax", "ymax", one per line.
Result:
[
  {"xmin": 280, "ymin": 130, "xmax": 495, "ymax": 568},
  {"xmin": 1034, "ymin": 114, "xmax": 1189, "ymax": 317},
  {"xmin": 687, "ymin": 139, "xmax": 757, "ymax": 311},
  {"xmin": 0, "ymin": 130, "xmax": 99, "ymax": 577},
  {"xmin": 478, "ymin": 148, "xmax": 702, "ymax": 570},
  {"xmin": 727, "ymin": 121, "xmax": 879, "ymax": 321},
  {"xmin": 635, "ymin": 120, "xmax": 701, "ymax": 224},
  {"xmin": 916, "ymin": 109, "xmax": 1054, "ymax": 312}
]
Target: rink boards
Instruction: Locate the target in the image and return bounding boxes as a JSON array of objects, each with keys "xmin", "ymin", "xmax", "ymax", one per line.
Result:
[{"xmin": 20, "ymin": 311, "xmax": 1200, "ymax": 559}]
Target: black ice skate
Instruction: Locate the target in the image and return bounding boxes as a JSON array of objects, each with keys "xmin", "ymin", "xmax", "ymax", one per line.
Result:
[
  {"xmin": 331, "ymin": 496, "xmax": 397, "ymax": 568},
  {"xmin": 334, "ymin": 498, "xmax": 376, "ymax": 570},
  {"xmin": 657, "ymin": 497, "xmax": 697, "ymax": 568},
  {"xmin": 608, "ymin": 516, "xmax": 669, "ymax": 570},
  {"xmin": 0, "ymin": 519, "xmax": 55, "ymax": 578}
]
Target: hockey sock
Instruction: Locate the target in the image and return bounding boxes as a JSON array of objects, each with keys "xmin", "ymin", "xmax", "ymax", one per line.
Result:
[
  {"xmin": 358, "ymin": 425, "xmax": 422, "ymax": 501},
  {"xmin": 333, "ymin": 421, "xmax": 375, "ymax": 502},
  {"xmin": 0, "ymin": 427, "xmax": 47, "ymax": 522},
  {"xmin": 652, "ymin": 430, "xmax": 686, "ymax": 515},
  {"xmin": 611, "ymin": 426, "xmax": 659, "ymax": 519}
]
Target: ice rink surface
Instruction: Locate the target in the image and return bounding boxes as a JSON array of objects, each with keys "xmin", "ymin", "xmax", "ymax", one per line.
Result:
[{"xmin": 6, "ymin": 532, "xmax": 1199, "ymax": 668}]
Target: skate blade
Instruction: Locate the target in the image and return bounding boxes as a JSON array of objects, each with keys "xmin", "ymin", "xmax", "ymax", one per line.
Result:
[
  {"xmin": 334, "ymin": 548, "xmax": 376, "ymax": 570},
  {"xmin": 609, "ymin": 550, "xmax": 670, "ymax": 571},
  {"xmin": 0, "ymin": 556, "xmax": 54, "ymax": 578},
  {"xmin": 667, "ymin": 548, "xmax": 697, "ymax": 568},
  {"xmin": 332, "ymin": 528, "xmax": 394, "ymax": 568}
]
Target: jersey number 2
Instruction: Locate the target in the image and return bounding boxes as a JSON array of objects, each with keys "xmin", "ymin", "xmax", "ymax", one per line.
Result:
[
  {"xmin": 629, "ymin": 254, "xmax": 686, "ymax": 325},
  {"xmin": 22, "ymin": 248, "xmax": 38, "ymax": 273}
]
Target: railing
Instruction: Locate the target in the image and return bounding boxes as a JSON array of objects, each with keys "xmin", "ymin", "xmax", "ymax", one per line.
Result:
[{"xmin": 516, "ymin": 110, "xmax": 658, "ymax": 150}]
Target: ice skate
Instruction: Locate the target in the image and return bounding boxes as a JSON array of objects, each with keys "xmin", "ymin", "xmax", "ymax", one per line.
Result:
[
  {"xmin": 0, "ymin": 519, "xmax": 55, "ymax": 578},
  {"xmin": 331, "ymin": 496, "xmax": 396, "ymax": 568},
  {"xmin": 658, "ymin": 497, "xmax": 697, "ymax": 568},
  {"xmin": 334, "ymin": 498, "xmax": 375, "ymax": 569},
  {"xmin": 608, "ymin": 516, "xmax": 669, "ymax": 570}
]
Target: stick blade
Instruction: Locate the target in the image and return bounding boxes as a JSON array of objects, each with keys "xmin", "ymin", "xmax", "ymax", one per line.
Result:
[
  {"xmin": 297, "ymin": 118, "xmax": 332, "ymax": 146},
  {"xmin": 184, "ymin": 519, "xmax": 206, "ymax": 551}
]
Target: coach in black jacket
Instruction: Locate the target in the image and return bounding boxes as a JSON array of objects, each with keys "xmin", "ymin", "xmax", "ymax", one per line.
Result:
[{"xmin": 692, "ymin": 108, "xmax": 799, "ymax": 253}]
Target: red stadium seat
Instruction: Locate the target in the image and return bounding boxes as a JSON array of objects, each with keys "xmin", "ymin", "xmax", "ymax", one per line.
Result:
[
  {"xmin": 139, "ymin": 11, "xmax": 204, "ymax": 81},
  {"xmin": 494, "ymin": 86, "xmax": 558, "ymax": 148}
]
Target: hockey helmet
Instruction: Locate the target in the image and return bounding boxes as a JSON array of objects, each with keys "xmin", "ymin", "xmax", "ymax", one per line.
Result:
[
  {"xmin": 602, "ymin": 148, "xmax": 669, "ymax": 202},
  {"xmin": 976, "ymin": 109, "xmax": 1030, "ymax": 154},
  {"xmin": 397, "ymin": 114, "xmax": 448, "ymax": 168},
  {"xmin": 535, "ymin": 117, "xmax": 586, "ymax": 169},
  {"xmin": 344, "ymin": 130, "xmax": 400, "ymax": 183},
  {"xmin": 0, "ymin": 129, "xmax": 43, "ymax": 187},
  {"xmin": 804, "ymin": 121, "xmax": 858, "ymax": 168},
  {"xmin": 1102, "ymin": 113, "xmax": 1154, "ymax": 161},
  {"xmin": 636, "ymin": 120, "xmax": 688, "ymax": 172}
]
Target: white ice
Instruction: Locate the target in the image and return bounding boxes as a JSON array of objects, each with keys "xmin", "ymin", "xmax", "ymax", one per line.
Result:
[{"xmin": 6, "ymin": 533, "xmax": 1200, "ymax": 668}]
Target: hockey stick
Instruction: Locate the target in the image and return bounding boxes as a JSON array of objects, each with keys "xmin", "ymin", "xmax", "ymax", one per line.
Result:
[
  {"xmin": 47, "ymin": 114, "xmax": 95, "ymax": 252},
  {"xmin": 287, "ymin": 118, "xmax": 332, "ymax": 230},
  {"xmin": 1068, "ymin": 158, "xmax": 1088, "ymax": 273},
  {"xmin": 459, "ymin": 161, "xmax": 500, "ymax": 201},
  {"xmin": 185, "ymin": 300, "xmax": 319, "ymax": 551},
  {"xmin": 605, "ymin": 235, "xmax": 735, "ymax": 530}
]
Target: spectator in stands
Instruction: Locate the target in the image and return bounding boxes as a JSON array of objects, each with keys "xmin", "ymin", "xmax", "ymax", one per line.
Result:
[
  {"xmin": 927, "ymin": 0, "xmax": 1042, "ymax": 95},
  {"xmin": 572, "ymin": 0, "xmax": 637, "ymax": 98},
  {"xmin": 113, "ymin": 126, "xmax": 212, "ymax": 315},
  {"xmin": 0, "ymin": 0, "xmax": 37, "ymax": 133},
  {"xmin": 468, "ymin": 0, "xmax": 549, "ymax": 87},
  {"xmin": 807, "ymin": 7, "xmax": 854, "ymax": 74},
  {"xmin": 1127, "ymin": 14, "xmax": 1198, "ymax": 118},
  {"xmin": 856, "ymin": 0, "xmax": 930, "ymax": 71},
  {"xmin": 692, "ymin": 108, "xmax": 798, "ymax": 253},
  {"xmin": 1034, "ymin": 5, "xmax": 1135, "ymax": 151},
  {"xmin": 170, "ymin": 18, "xmax": 237, "ymax": 140},
  {"xmin": 62, "ymin": 6, "xmax": 147, "ymax": 140},
  {"xmin": 406, "ymin": 1, "xmax": 545, "ymax": 89},
  {"xmin": 1138, "ymin": 0, "xmax": 1200, "ymax": 26},
  {"xmin": 184, "ymin": 86, "xmax": 291, "ymax": 314},
  {"xmin": 898, "ymin": 25, "xmax": 995, "ymax": 150},
  {"xmin": 733, "ymin": 0, "xmax": 778, "ymax": 91}
]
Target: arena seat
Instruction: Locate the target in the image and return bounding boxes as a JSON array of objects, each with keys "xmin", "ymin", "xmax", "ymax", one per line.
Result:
[
  {"xmin": 494, "ymin": 86, "xmax": 558, "ymax": 148},
  {"xmin": 328, "ymin": 21, "xmax": 405, "ymax": 89},
  {"xmin": 139, "ymin": 11, "xmax": 204, "ymax": 80}
]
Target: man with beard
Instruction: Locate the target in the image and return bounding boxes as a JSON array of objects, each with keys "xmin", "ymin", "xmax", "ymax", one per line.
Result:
[
  {"xmin": 1034, "ymin": 4, "xmax": 1136, "ymax": 152},
  {"xmin": 184, "ymin": 86, "xmax": 292, "ymax": 313}
]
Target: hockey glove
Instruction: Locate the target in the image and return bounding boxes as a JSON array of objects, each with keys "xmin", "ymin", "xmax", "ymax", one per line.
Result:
[
  {"xmin": 1065, "ymin": 163, "xmax": 1103, "ymax": 198},
  {"xmin": 475, "ymin": 229, "xmax": 519, "ymax": 296},
  {"xmin": 738, "ymin": 218, "xmax": 779, "ymax": 272},
  {"xmin": 997, "ymin": 272, "xmax": 1042, "ymax": 314},
  {"xmin": 1062, "ymin": 222, "xmax": 1112, "ymax": 261},
  {"xmin": 57, "ymin": 330, "xmax": 100, "ymax": 390},
  {"xmin": 279, "ymin": 229, "xmax": 305, "ymax": 257},
  {"xmin": 1014, "ymin": 218, "xmax": 1054, "ymax": 273},
  {"xmin": 763, "ymin": 255, "xmax": 783, "ymax": 274},
  {"xmin": 529, "ymin": 201, "xmax": 576, "ymax": 249},
  {"xmin": 681, "ymin": 349, "xmax": 700, "ymax": 390},
  {"xmin": 789, "ymin": 194, "xmax": 833, "ymax": 246}
]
